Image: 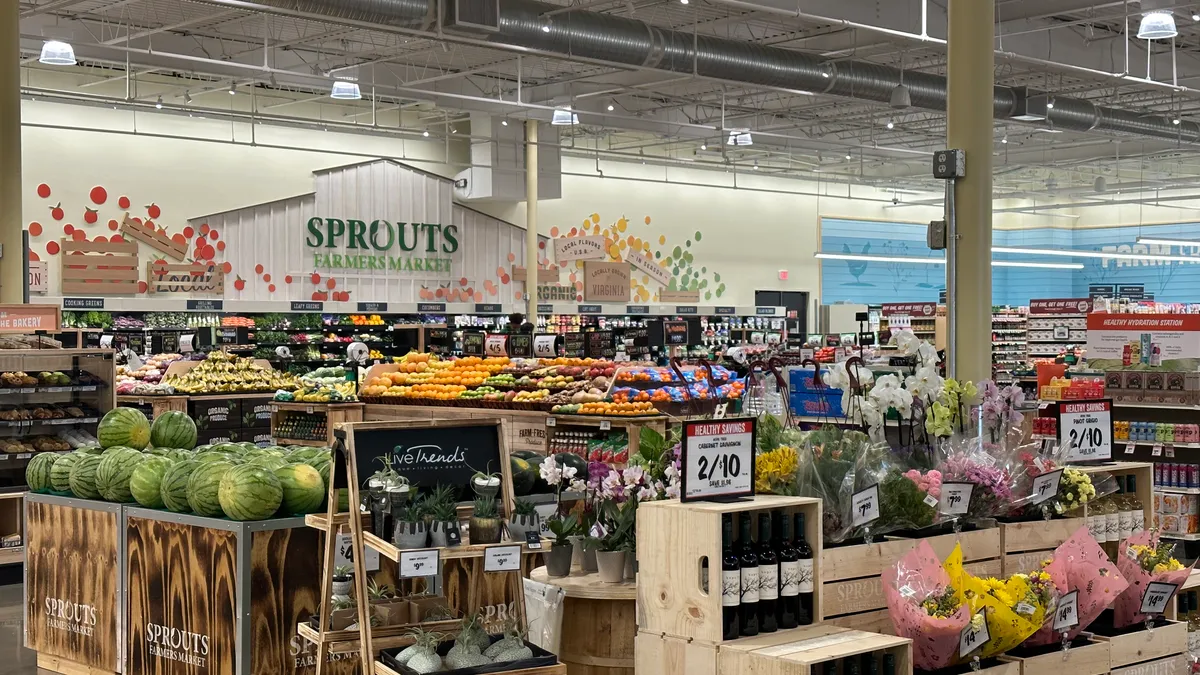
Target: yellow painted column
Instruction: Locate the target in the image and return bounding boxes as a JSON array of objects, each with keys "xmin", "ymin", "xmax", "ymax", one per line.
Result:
[
  {"xmin": 946, "ymin": 0, "xmax": 993, "ymax": 382},
  {"xmin": 0, "ymin": 2, "xmax": 22, "ymax": 302},
  {"xmin": 525, "ymin": 120, "xmax": 539, "ymax": 321}
]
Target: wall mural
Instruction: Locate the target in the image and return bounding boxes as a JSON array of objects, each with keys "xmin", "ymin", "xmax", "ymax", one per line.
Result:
[{"xmin": 820, "ymin": 218, "xmax": 1200, "ymax": 305}]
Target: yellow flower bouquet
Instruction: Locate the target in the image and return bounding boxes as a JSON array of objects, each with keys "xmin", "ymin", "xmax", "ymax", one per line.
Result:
[{"xmin": 946, "ymin": 546, "xmax": 1047, "ymax": 658}]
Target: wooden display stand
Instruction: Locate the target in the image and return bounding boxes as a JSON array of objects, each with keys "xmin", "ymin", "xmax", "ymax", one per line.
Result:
[
  {"xmin": 545, "ymin": 414, "xmax": 667, "ymax": 464},
  {"xmin": 998, "ymin": 639, "xmax": 1111, "ymax": 675},
  {"xmin": 300, "ymin": 419, "xmax": 565, "ymax": 675},
  {"xmin": 822, "ymin": 526, "xmax": 1002, "ymax": 634},
  {"xmin": 528, "ymin": 567, "xmax": 635, "ymax": 675},
  {"xmin": 24, "ymin": 494, "xmax": 123, "ymax": 675},
  {"xmin": 272, "ymin": 402, "xmax": 365, "ymax": 447},
  {"xmin": 115, "ymin": 394, "xmax": 188, "ymax": 420}
]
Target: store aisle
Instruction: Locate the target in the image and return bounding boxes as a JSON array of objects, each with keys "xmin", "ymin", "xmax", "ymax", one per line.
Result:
[{"xmin": 0, "ymin": 568, "xmax": 39, "ymax": 675}]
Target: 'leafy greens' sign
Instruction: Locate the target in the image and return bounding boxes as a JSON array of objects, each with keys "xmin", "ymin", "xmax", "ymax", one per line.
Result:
[{"xmin": 305, "ymin": 217, "xmax": 459, "ymax": 274}]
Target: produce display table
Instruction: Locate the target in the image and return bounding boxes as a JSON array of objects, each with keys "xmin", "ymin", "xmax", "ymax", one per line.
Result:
[{"xmin": 529, "ymin": 567, "xmax": 635, "ymax": 675}]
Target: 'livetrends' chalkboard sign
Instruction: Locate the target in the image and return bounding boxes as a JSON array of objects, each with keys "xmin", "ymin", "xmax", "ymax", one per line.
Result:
[{"xmin": 343, "ymin": 421, "xmax": 509, "ymax": 504}]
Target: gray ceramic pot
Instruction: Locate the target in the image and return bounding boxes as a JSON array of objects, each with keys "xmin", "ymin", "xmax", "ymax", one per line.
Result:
[
  {"xmin": 393, "ymin": 520, "xmax": 428, "ymax": 550},
  {"xmin": 546, "ymin": 541, "xmax": 574, "ymax": 577},
  {"xmin": 596, "ymin": 550, "xmax": 626, "ymax": 582}
]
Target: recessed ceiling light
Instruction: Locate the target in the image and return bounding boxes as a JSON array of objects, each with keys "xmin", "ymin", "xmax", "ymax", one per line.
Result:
[
  {"xmin": 39, "ymin": 40, "xmax": 75, "ymax": 66},
  {"xmin": 422, "ymin": 130, "xmax": 430, "ymax": 137},
  {"xmin": 606, "ymin": 103, "xmax": 614, "ymax": 111},
  {"xmin": 155, "ymin": 96, "xmax": 163, "ymax": 109}
]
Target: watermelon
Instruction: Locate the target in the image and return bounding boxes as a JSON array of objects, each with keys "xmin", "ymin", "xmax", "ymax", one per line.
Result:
[
  {"xmin": 51, "ymin": 452, "xmax": 82, "ymax": 492},
  {"xmin": 555, "ymin": 452, "xmax": 588, "ymax": 482},
  {"xmin": 130, "ymin": 457, "xmax": 173, "ymax": 508},
  {"xmin": 188, "ymin": 461, "xmax": 233, "ymax": 517},
  {"xmin": 236, "ymin": 442, "xmax": 257, "ymax": 452},
  {"xmin": 102, "ymin": 445, "xmax": 136, "ymax": 455},
  {"xmin": 69, "ymin": 453, "xmax": 104, "ymax": 499},
  {"xmin": 248, "ymin": 455, "xmax": 287, "ymax": 471},
  {"xmin": 275, "ymin": 464, "xmax": 325, "ymax": 515},
  {"xmin": 149, "ymin": 411, "xmax": 198, "ymax": 450},
  {"xmin": 218, "ymin": 464, "xmax": 283, "ymax": 521},
  {"xmin": 212, "ymin": 443, "xmax": 244, "ymax": 456},
  {"xmin": 194, "ymin": 444, "xmax": 213, "ymax": 453},
  {"xmin": 161, "ymin": 460, "xmax": 200, "ymax": 512},
  {"xmin": 510, "ymin": 457, "xmax": 536, "ymax": 496},
  {"xmin": 167, "ymin": 449, "xmax": 192, "ymax": 461},
  {"xmin": 526, "ymin": 455, "xmax": 550, "ymax": 493},
  {"xmin": 96, "ymin": 448, "xmax": 144, "ymax": 503},
  {"xmin": 97, "ymin": 407, "xmax": 151, "ymax": 450},
  {"xmin": 77, "ymin": 445, "xmax": 104, "ymax": 455},
  {"xmin": 308, "ymin": 455, "xmax": 332, "ymax": 490},
  {"xmin": 145, "ymin": 447, "xmax": 172, "ymax": 456},
  {"xmin": 196, "ymin": 451, "xmax": 235, "ymax": 464},
  {"xmin": 511, "ymin": 450, "xmax": 539, "ymax": 460},
  {"xmin": 26, "ymin": 452, "xmax": 59, "ymax": 493}
]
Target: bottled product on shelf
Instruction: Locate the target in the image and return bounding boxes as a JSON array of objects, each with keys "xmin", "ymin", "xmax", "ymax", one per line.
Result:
[
  {"xmin": 756, "ymin": 513, "xmax": 779, "ymax": 633},
  {"xmin": 737, "ymin": 512, "xmax": 760, "ymax": 637},
  {"xmin": 793, "ymin": 511, "xmax": 815, "ymax": 626},
  {"xmin": 776, "ymin": 511, "xmax": 799, "ymax": 629},
  {"xmin": 721, "ymin": 514, "xmax": 740, "ymax": 640}
]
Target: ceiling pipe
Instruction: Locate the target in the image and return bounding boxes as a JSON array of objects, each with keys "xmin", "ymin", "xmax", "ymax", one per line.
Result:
[{"xmin": 193, "ymin": 0, "xmax": 1200, "ymax": 146}]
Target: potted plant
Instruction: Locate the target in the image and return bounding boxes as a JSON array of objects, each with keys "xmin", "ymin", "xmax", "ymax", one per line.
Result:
[
  {"xmin": 428, "ymin": 499, "xmax": 460, "ymax": 547},
  {"xmin": 331, "ymin": 564, "xmax": 353, "ymax": 597},
  {"xmin": 366, "ymin": 578, "xmax": 394, "ymax": 605},
  {"xmin": 326, "ymin": 595, "xmax": 357, "ymax": 630},
  {"xmin": 545, "ymin": 513, "xmax": 579, "ymax": 577},
  {"xmin": 506, "ymin": 497, "xmax": 541, "ymax": 542},
  {"xmin": 393, "ymin": 504, "xmax": 429, "ymax": 550},
  {"xmin": 424, "ymin": 484, "xmax": 457, "ymax": 524},
  {"xmin": 594, "ymin": 499, "xmax": 637, "ymax": 583},
  {"xmin": 469, "ymin": 497, "xmax": 503, "ymax": 544},
  {"xmin": 470, "ymin": 464, "xmax": 502, "ymax": 499}
]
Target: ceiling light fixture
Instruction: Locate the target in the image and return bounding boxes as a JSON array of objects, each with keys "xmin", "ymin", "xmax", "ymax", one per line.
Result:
[
  {"xmin": 1192, "ymin": 11, "xmax": 1199, "ymax": 20},
  {"xmin": 228, "ymin": 83, "xmax": 237, "ymax": 95},
  {"xmin": 753, "ymin": 161, "xmax": 759, "ymax": 170},
  {"xmin": 993, "ymin": 245, "xmax": 1200, "ymax": 263},
  {"xmin": 542, "ymin": 22, "xmax": 551, "ymax": 32},
  {"xmin": 330, "ymin": 80, "xmax": 362, "ymax": 100},
  {"xmin": 727, "ymin": 130, "xmax": 753, "ymax": 146},
  {"xmin": 889, "ymin": 84, "xmax": 911, "ymax": 110},
  {"xmin": 501, "ymin": 119, "xmax": 508, "ymax": 126},
  {"xmin": 551, "ymin": 107, "xmax": 579, "ymax": 125},
  {"xmin": 184, "ymin": 91, "xmax": 192, "ymax": 103},
  {"xmin": 813, "ymin": 252, "xmax": 1083, "ymax": 269},
  {"xmin": 845, "ymin": 153, "xmax": 853, "ymax": 160},
  {"xmin": 607, "ymin": 103, "xmax": 614, "ymax": 111},
  {"xmin": 886, "ymin": 119, "xmax": 895, "ymax": 129},
  {"xmin": 39, "ymin": 40, "xmax": 75, "ymax": 66},
  {"xmin": 1138, "ymin": 10, "xmax": 1178, "ymax": 39},
  {"xmin": 1136, "ymin": 236, "xmax": 1200, "ymax": 246},
  {"xmin": 680, "ymin": 0, "xmax": 689, "ymax": 4},
  {"xmin": 1175, "ymin": 117, "xmax": 1183, "ymax": 125},
  {"xmin": 1046, "ymin": 98, "xmax": 1055, "ymax": 109},
  {"xmin": 422, "ymin": 130, "xmax": 430, "ymax": 137},
  {"xmin": 155, "ymin": 96, "xmax": 163, "ymax": 109},
  {"xmin": 700, "ymin": 143, "xmax": 707, "ymax": 150}
]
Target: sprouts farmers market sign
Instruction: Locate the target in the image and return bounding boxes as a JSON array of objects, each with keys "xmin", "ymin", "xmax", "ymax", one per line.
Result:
[{"xmin": 305, "ymin": 217, "xmax": 459, "ymax": 274}]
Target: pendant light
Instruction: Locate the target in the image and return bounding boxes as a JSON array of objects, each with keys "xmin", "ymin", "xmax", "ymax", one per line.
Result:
[
  {"xmin": 1138, "ymin": 10, "xmax": 1178, "ymax": 39},
  {"xmin": 39, "ymin": 40, "xmax": 76, "ymax": 66},
  {"xmin": 330, "ymin": 80, "xmax": 362, "ymax": 100}
]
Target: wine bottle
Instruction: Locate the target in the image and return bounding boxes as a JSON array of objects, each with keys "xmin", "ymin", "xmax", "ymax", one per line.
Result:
[
  {"xmin": 738, "ymin": 513, "xmax": 760, "ymax": 636},
  {"xmin": 757, "ymin": 513, "xmax": 779, "ymax": 633},
  {"xmin": 794, "ymin": 511, "xmax": 815, "ymax": 625},
  {"xmin": 721, "ymin": 514, "xmax": 740, "ymax": 640},
  {"xmin": 777, "ymin": 511, "xmax": 800, "ymax": 629},
  {"xmin": 883, "ymin": 653, "xmax": 896, "ymax": 675},
  {"xmin": 844, "ymin": 655, "xmax": 862, "ymax": 675},
  {"xmin": 863, "ymin": 652, "xmax": 879, "ymax": 675}
]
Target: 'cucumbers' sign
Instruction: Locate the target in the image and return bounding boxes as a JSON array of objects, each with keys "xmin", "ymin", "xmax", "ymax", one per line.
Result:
[{"xmin": 305, "ymin": 217, "xmax": 459, "ymax": 274}]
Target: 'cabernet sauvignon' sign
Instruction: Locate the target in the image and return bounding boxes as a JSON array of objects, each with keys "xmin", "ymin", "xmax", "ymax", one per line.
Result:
[{"xmin": 305, "ymin": 217, "xmax": 459, "ymax": 274}]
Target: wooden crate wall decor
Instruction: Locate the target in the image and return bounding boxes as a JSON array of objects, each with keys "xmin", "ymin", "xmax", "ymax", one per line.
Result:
[
  {"xmin": 121, "ymin": 214, "xmax": 188, "ymax": 260},
  {"xmin": 24, "ymin": 494, "xmax": 123, "ymax": 675},
  {"xmin": 146, "ymin": 262, "xmax": 225, "ymax": 295},
  {"xmin": 60, "ymin": 238, "xmax": 140, "ymax": 295}
]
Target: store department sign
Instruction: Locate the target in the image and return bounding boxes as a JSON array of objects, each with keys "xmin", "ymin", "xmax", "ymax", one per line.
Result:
[
  {"xmin": 306, "ymin": 217, "xmax": 458, "ymax": 274},
  {"xmin": 28, "ymin": 261, "xmax": 47, "ymax": 293},
  {"xmin": 553, "ymin": 235, "xmax": 606, "ymax": 262},
  {"xmin": 626, "ymin": 249, "xmax": 672, "ymax": 287},
  {"xmin": 583, "ymin": 261, "xmax": 631, "ymax": 303}
]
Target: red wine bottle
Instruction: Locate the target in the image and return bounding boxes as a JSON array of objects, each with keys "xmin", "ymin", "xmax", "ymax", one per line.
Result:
[
  {"xmin": 793, "ymin": 512, "xmax": 815, "ymax": 625},
  {"xmin": 777, "ymin": 511, "xmax": 800, "ymax": 629},
  {"xmin": 738, "ymin": 512, "xmax": 759, "ymax": 636},
  {"xmin": 721, "ymin": 514, "xmax": 740, "ymax": 640},
  {"xmin": 757, "ymin": 513, "xmax": 778, "ymax": 632}
]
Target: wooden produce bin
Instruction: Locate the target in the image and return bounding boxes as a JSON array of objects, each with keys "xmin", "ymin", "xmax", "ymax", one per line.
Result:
[
  {"xmin": 822, "ymin": 526, "xmax": 1001, "ymax": 633},
  {"xmin": 528, "ymin": 568, "xmax": 635, "ymax": 675},
  {"xmin": 24, "ymin": 493, "xmax": 124, "ymax": 675},
  {"xmin": 1076, "ymin": 461, "xmax": 1154, "ymax": 528},
  {"xmin": 1111, "ymin": 653, "xmax": 1188, "ymax": 675},
  {"xmin": 1093, "ymin": 619, "xmax": 1187, "ymax": 672},
  {"xmin": 545, "ymin": 413, "xmax": 668, "ymax": 464},
  {"xmin": 271, "ymin": 402, "xmax": 365, "ymax": 447},
  {"xmin": 999, "ymin": 517, "xmax": 1086, "ymax": 576},
  {"xmin": 637, "ymin": 495, "xmax": 822, "ymax": 644},
  {"xmin": 116, "ymin": 395, "xmax": 188, "ymax": 420},
  {"xmin": 636, "ymin": 625, "xmax": 913, "ymax": 675},
  {"xmin": 998, "ymin": 639, "xmax": 1111, "ymax": 675},
  {"xmin": 124, "ymin": 506, "xmax": 354, "ymax": 675}
]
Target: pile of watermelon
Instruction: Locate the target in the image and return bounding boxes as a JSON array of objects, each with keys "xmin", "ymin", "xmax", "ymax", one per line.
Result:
[{"xmin": 26, "ymin": 407, "xmax": 332, "ymax": 522}]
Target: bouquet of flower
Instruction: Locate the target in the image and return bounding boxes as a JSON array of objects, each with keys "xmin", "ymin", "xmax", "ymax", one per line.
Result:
[
  {"xmin": 884, "ymin": 542, "xmax": 1047, "ymax": 669},
  {"xmin": 756, "ymin": 444, "xmax": 800, "ymax": 495},
  {"xmin": 1001, "ymin": 440, "xmax": 1115, "ymax": 521},
  {"xmin": 1113, "ymin": 531, "xmax": 1193, "ymax": 628},
  {"xmin": 1023, "ymin": 526, "xmax": 1130, "ymax": 646},
  {"xmin": 978, "ymin": 379, "xmax": 1027, "ymax": 455},
  {"xmin": 797, "ymin": 425, "xmax": 882, "ymax": 544},
  {"xmin": 935, "ymin": 436, "xmax": 1015, "ymax": 523},
  {"xmin": 852, "ymin": 447, "xmax": 948, "ymax": 540}
]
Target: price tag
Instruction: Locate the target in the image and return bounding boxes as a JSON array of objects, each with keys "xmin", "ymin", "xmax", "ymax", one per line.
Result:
[
  {"xmin": 483, "ymin": 544, "xmax": 522, "ymax": 572},
  {"xmin": 923, "ymin": 493, "xmax": 939, "ymax": 508},
  {"xmin": 485, "ymin": 334, "xmax": 508, "ymax": 357},
  {"xmin": 681, "ymin": 418, "xmax": 756, "ymax": 502},
  {"xmin": 1125, "ymin": 441, "xmax": 1136, "ymax": 455},
  {"xmin": 1053, "ymin": 325, "xmax": 1070, "ymax": 340},
  {"xmin": 99, "ymin": 335, "xmax": 114, "ymax": 348},
  {"xmin": 180, "ymin": 334, "xmax": 194, "ymax": 354},
  {"xmin": 714, "ymin": 403, "xmax": 728, "ymax": 419},
  {"xmin": 305, "ymin": 405, "xmax": 314, "ymax": 414},
  {"xmin": 1054, "ymin": 590, "xmax": 1079, "ymax": 631},
  {"xmin": 534, "ymin": 504, "xmax": 557, "ymax": 538},
  {"xmin": 525, "ymin": 531, "xmax": 543, "ymax": 549},
  {"xmin": 852, "ymin": 484, "xmax": 880, "ymax": 527},
  {"xmin": 399, "ymin": 549, "xmax": 440, "ymax": 578},
  {"xmin": 799, "ymin": 348, "xmax": 814, "ymax": 361},
  {"xmin": 599, "ymin": 420, "xmax": 611, "ymax": 431},
  {"xmin": 1031, "ymin": 469, "xmax": 1064, "ymax": 505},
  {"xmin": 1153, "ymin": 443, "xmax": 1163, "ymax": 457},
  {"xmin": 334, "ymin": 534, "xmax": 380, "ymax": 572},
  {"xmin": 546, "ymin": 417, "xmax": 556, "ymax": 427},
  {"xmin": 1166, "ymin": 443, "xmax": 1176, "ymax": 458},
  {"xmin": 1058, "ymin": 399, "xmax": 1113, "ymax": 461},
  {"xmin": 959, "ymin": 609, "xmax": 991, "ymax": 658},
  {"xmin": 939, "ymin": 482, "xmax": 974, "ymax": 515},
  {"xmin": 1140, "ymin": 581, "xmax": 1178, "ymax": 615},
  {"xmin": 445, "ymin": 524, "xmax": 462, "ymax": 546},
  {"xmin": 534, "ymin": 335, "xmax": 558, "ymax": 358}
]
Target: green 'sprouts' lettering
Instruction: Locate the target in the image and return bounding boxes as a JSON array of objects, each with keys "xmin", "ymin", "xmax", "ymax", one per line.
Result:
[
  {"xmin": 324, "ymin": 218, "xmax": 346, "ymax": 248},
  {"xmin": 369, "ymin": 220, "xmax": 394, "ymax": 250},
  {"xmin": 347, "ymin": 220, "xmax": 368, "ymax": 250},
  {"xmin": 306, "ymin": 217, "xmax": 324, "ymax": 247},
  {"xmin": 442, "ymin": 225, "xmax": 459, "ymax": 253},
  {"xmin": 423, "ymin": 223, "xmax": 442, "ymax": 253},
  {"xmin": 397, "ymin": 222, "xmax": 418, "ymax": 252}
]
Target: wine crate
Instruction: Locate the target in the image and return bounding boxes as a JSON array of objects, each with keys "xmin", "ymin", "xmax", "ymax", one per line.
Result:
[
  {"xmin": 998, "ymin": 517, "xmax": 1085, "ymax": 576},
  {"xmin": 637, "ymin": 495, "xmax": 822, "ymax": 644},
  {"xmin": 821, "ymin": 527, "xmax": 1001, "ymax": 624},
  {"xmin": 635, "ymin": 625, "xmax": 912, "ymax": 675},
  {"xmin": 1094, "ymin": 619, "xmax": 1186, "ymax": 670},
  {"xmin": 997, "ymin": 639, "xmax": 1110, "ymax": 675},
  {"xmin": 1110, "ymin": 653, "xmax": 1187, "ymax": 675}
]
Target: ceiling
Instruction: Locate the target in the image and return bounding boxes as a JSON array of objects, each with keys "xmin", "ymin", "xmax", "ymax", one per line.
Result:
[{"xmin": 19, "ymin": 0, "xmax": 1200, "ymax": 205}]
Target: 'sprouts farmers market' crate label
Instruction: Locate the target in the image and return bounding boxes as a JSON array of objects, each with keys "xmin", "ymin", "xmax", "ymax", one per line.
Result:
[
  {"xmin": 145, "ymin": 623, "xmax": 210, "ymax": 668},
  {"xmin": 43, "ymin": 597, "xmax": 98, "ymax": 637}
]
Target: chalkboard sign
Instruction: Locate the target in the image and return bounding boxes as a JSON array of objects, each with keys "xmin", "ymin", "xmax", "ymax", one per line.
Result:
[
  {"xmin": 462, "ymin": 332, "xmax": 485, "ymax": 356},
  {"xmin": 563, "ymin": 332, "xmax": 586, "ymax": 358},
  {"xmin": 127, "ymin": 333, "xmax": 146, "ymax": 354},
  {"xmin": 625, "ymin": 327, "xmax": 650, "ymax": 356},
  {"xmin": 217, "ymin": 327, "xmax": 246, "ymax": 345},
  {"xmin": 159, "ymin": 332, "xmax": 180, "ymax": 353},
  {"xmin": 292, "ymin": 301, "xmax": 323, "ymax": 312},
  {"xmin": 714, "ymin": 306, "xmax": 736, "ymax": 315},
  {"xmin": 418, "ymin": 303, "xmax": 446, "ymax": 313},
  {"xmin": 342, "ymin": 420, "xmax": 512, "ymax": 506},
  {"xmin": 509, "ymin": 334, "xmax": 533, "ymax": 358},
  {"xmin": 427, "ymin": 327, "xmax": 451, "ymax": 355},
  {"xmin": 586, "ymin": 330, "xmax": 615, "ymax": 359},
  {"xmin": 64, "ymin": 298, "xmax": 104, "ymax": 310},
  {"xmin": 665, "ymin": 321, "xmax": 689, "ymax": 345}
]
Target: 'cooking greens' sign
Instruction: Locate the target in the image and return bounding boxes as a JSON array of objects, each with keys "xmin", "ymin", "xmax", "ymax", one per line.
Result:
[{"xmin": 306, "ymin": 217, "xmax": 459, "ymax": 274}]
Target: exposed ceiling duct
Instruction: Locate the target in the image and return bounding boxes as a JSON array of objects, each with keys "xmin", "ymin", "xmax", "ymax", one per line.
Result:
[{"xmin": 203, "ymin": 0, "xmax": 1200, "ymax": 145}]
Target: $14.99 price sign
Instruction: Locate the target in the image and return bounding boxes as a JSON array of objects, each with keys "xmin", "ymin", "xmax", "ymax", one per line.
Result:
[
  {"xmin": 1057, "ymin": 399, "xmax": 1113, "ymax": 462},
  {"xmin": 681, "ymin": 418, "xmax": 757, "ymax": 502}
]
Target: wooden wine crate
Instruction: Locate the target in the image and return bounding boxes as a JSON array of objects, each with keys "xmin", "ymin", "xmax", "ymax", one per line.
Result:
[
  {"xmin": 59, "ymin": 238, "xmax": 140, "ymax": 295},
  {"xmin": 1110, "ymin": 653, "xmax": 1187, "ymax": 675},
  {"xmin": 999, "ymin": 517, "xmax": 1086, "ymax": 576},
  {"xmin": 635, "ymin": 625, "xmax": 912, "ymax": 675},
  {"xmin": 636, "ymin": 495, "xmax": 822, "ymax": 644},
  {"xmin": 821, "ymin": 527, "xmax": 1002, "ymax": 625},
  {"xmin": 24, "ymin": 494, "xmax": 124, "ymax": 675},
  {"xmin": 1094, "ymin": 619, "xmax": 1186, "ymax": 670},
  {"xmin": 997, "ymin": 639, "xmax": 1110, "ymax": 675}
]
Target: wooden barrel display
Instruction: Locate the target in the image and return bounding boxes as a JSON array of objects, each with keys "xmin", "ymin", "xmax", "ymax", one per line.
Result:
[{"xmin": 529, "ymin": 567, "xmax": 635, "ymax": 675}]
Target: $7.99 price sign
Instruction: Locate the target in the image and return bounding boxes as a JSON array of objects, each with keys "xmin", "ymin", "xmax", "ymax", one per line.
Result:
[
  {"xmin": 681, "ymin": 418, "xmax": 757, "ymax": 502},
  {"xmin": 1057, "ymin": 399, "xmax": 1113, "ymax": 462}
]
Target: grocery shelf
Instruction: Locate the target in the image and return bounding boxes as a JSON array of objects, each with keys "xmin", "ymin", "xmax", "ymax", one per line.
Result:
[
  {"xmin": 1162, "ymin": 532, "xmax": 1200, "ymax": 541},
  {"xmin": 0, "ymin": 546, "xmax": 23, "ymax": 566},
  {"xmin": 0, "ymin": 385, "xmax": 101, "ymax": 394},
  {"xmin": 1157, "ymin": 486, "xmax": 1200, "ymax": 494}
]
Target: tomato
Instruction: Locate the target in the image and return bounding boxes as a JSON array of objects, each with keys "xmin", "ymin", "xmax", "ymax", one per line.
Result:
[{"xmin": 89, "ymin": 186, "xmax": 107, "ymax": 204}]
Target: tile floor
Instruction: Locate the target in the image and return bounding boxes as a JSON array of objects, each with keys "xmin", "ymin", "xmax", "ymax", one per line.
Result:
[{"xmin": 0, "ymin": 566, "xmax": 40, "ymax": 675}]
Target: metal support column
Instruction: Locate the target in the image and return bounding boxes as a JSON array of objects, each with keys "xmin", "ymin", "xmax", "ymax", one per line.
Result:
[
  {"xmin": 946, "ymin": 0, "xmax": 994, "ymax": 382},
  {"xmin": 0, "ymin": 2, "xmax": 22, "ymax": 302},
  {"xmin": 525, "ymin": 120, "xmax": 539, "ymax": 322}
]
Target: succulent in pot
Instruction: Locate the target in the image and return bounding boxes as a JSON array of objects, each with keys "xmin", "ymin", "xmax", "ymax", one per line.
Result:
[
  {"xmin": 506, "ymin": 497, "xmax": 541, "ymax": 542},
  {"xmin": 366, "ymin": 578, "xmax": 394, "ymax": 604},
  {"xmin": 468, "ymin": 497, "xmax": 503, "ymax": 545},
  {"xmin": 393, "ymin": 504, "xmax": 429, "ymax": 550},
  {"xmin": 427, "ymin": 499, "xmax": 461, "ymax": 547},
  {"xmin": 423, "ymin": 483, "xmax": 457, "ymax": 524},
  {"xmin": 330, "ymin": 563, "xmax": 353, "ymax": 597},
  {"xmin": 392, "ymin": 628, "xmax": 444, "ymax": 674},
  {"xmin": 470, "ymin": 464, "xmax": 502, "ymax": 499}
]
